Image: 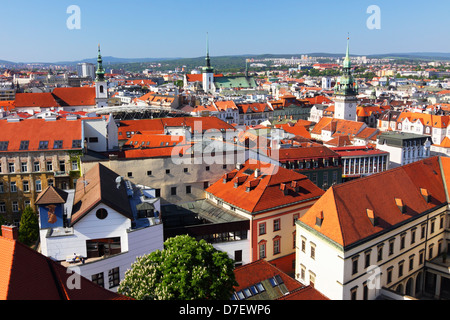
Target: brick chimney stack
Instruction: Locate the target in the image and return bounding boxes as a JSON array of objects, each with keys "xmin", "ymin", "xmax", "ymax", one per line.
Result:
[{"xmin": 1, "ymin": 225, "xmax": 19, "ymax": 240}]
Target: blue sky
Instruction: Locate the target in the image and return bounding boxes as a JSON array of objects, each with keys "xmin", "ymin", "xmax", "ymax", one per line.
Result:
[{"xmin": 1, "ymin": 0, "xmax": 449, "ymax": 62}]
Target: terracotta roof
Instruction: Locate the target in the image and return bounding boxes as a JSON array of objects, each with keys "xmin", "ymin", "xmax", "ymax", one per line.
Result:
[
  {"xmin": 276, "ymin": 146, "xmax": 340, "ymax": 161},
  {"xmin": 15, "ymin": 87, "xmax": 95, "ymax": 108},
  {"xmin": 0, "ymin": 233, "xmax": 130, "ymax": 300},
  {"xmin": 277, "ymin": 286, "xmax": 329, "ymax": 300},
  {"xmin": 70, "ymin": 163, "xmax": 134, "ymax": 226},
  {"xmin": 35, "ymin": 186, "xmax": 68, "ymax": 205},
  {"xmin": 299, "ymin": 157, "xmax": 447, "ymax": 248},
  {"xmin": 0, "ymin": 118, "xmax": 82, "ymax": 152},
  {"xmin": 118, "ymin": 117, "xmax": 236, "ymax": 137},
  {"xmin": 325, "ymin": 135, "xmax": 353, "ymax": 147},
  {"xmin": 124, "ymin": 133, "xmax": 185, "ymax": 149},
  {"xmin": 233, "ymin": 259, "xmax": 306, "ymax": 300},
  {"xmin": 237, "ymin": 103, "xmax": 270, "ymax": 114},
  {"xmin": 206, "ymin": 160, "xmax": 324, "ymax": 213}
]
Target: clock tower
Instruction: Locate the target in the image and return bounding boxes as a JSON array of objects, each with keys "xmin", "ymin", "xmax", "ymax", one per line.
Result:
[
  {"xmin": 333, "ymin": 37, "xmax": 358, "ymax": 121},
  {"xmin": 95, "ymin": 45, "xmax": 108, "ymax": 108}
]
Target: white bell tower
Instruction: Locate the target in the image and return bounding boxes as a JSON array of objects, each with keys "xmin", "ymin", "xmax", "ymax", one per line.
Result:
[
  {"xmin": 95, "ymin": 44, "xmax": 108, "ymax": 108},
  {"xmin": 202, "ymin": 33, "xmax": 215, "ymax": 94}
]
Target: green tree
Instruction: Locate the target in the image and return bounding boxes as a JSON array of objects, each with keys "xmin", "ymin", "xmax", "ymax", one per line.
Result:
[
  {"xmin": 118, "ymin": 235, "xmax": 238, "ymax": 300},
  {"xmin": 18, "ymin": 206, "xmax": 39, "ymax": 246}
]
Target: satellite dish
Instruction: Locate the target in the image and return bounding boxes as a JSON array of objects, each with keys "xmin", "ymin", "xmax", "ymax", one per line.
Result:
[{"xmin": 115, "ymin": 176, "xmax": 123, "ymax": 189}]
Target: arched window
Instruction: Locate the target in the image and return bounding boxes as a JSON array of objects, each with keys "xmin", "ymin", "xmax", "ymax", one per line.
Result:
[{"xmin": 99, "ymin": 85, "xmax": 104, "ymax": 93}]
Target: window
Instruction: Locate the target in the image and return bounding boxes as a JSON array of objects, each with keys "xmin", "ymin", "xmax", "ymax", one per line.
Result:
[
  {"xmin": 398, "ymin": 261, "xmax": 404, "ymax": 278},
  {"xmin": 377, "ymin": 244, "xmax": 384, "ymax": 262},
  {"xmin": 155, "ymin": 188, "xmax": 161, "ymax": 197},
  {"xmin": 309, "ymin": 272, "xmax": 316, "ymax": 288},
  {"xmin": 273, "ymin": 219, "xmax": 280, "ymax": 232},
  {"xmin": 0, "ymin": 141, "xmax": 9, "ymax": 151},
  {"xmin": 419, "ymin": 250, "xmax": 425, "ymax": 265},
  {"xmin": 10, "ymin": 182, "xmax": 17, "ymax": 193},
  {"xmin": 171, "ymin": 187, "xmax": 177, "ymax": 196},
  {"xmin": 387, "ymin": 267, "xmax": 393, "ymax": 284},
  {"xmin": 429, "ymin": 244, "xmax": 434, "ymax": 260},
  {"xmin": 33, "ymin": 162, "xmax": 40, "ymax": 172},
  {"xmin": 166, "ymin": 169, "xmax": 171, "ymax": 174},
  {"xmin": 301, "ymin": 237, "xmax": 306, "ymax": 253},
  {"xmin": 186, "ymin": 185, "xmax": 191, "ymax": 194},
  {"xmin": 46, "ymin": 161, "xmax": 53, "ymax": 172},
  {"xmin": 8, "ymin": 163, "xmax": 14, "ymax": 173},
  {"xmin": 352, "ymin": 256, "xmax": 359, "ymax": 275},
  {"xmin": 273, "ymin": 237, "xmax": 281, "ymax": 255},
  {"xmin": 400, "ymin": 233, "xmax": 406, "ymax": 250},
  {"xmin": 35, "ymin": 180, "xmax": 42, "ymax": 192},
  {"xmin": 48, "ymin": 179, "xmax": 54, "ymax": 187},
  {"xmin": 421, "ymin": 224, "xmax": 426, "ymax": 239},
  {"xmin": 147, "ymin": 170, "xmax": 152, "ymax": 176},
  {"xmin": 205, "ymin": 166, "xmax": 210, "ymax": 171},
  {"xmin": 108, "ymin": 267, "xmax": 120, "ymax": 289},
  {"xmin": 92, "ymin": 272, "xmax": 104, "ymax": 288},
  {"xmin": 183, "ymin": 168, "xmax": 188, "ymax": 173},
  {"xmin": 38, "ymin": 141, "xmax": 49, "ymax": 150},
  {"xmin": 12, "ymin": 201, "xmax": 18, "ymax": 213},
  {"xmin": 96, "ymin": 208, "xmax": 108, "ymax": 220},
  {"xmin": 310, "ymin": 243, "xmax": 316, "ymax": 260},
  {"xmin": 430, "ymin": 219, "xmax": 435, "ymax": 234},
  {"xmin": 293, "ymin": 213, "xmax": 299, "ymax": 226},
  {"xmin": 411, "ymin": 228, "xmax": 416, "ymax": 244},
  {"xmin": 0, "ymin": 202, "xmax": 5, "ymax": 213},
  {"xmin": 0, "ymin": 182, "xmax": 3, "ymax": 193},
  {"xmin": 127, "ymin": 172, "xmax": 132, "ymax": 177},
  {"xmin": 21, "ymin": 162, "xmax": 27, "ymax": 173},
  {"xmin": 22, "ymin": 181, "xmax": 29, "ymax": 192},
  {"xmin": 72, "ymin": 140, "xmax": 82, "ymax": 148},
  {"xmin": 59, "ymin": 160, "xmax": 65, "ymax": 172},
  {"xmin": 409, "ymin": 255, "xmax": 415, "ymax": 271},
  {"xmin": 24, "ymin": 200, "xmax": 30, "ymax": 208},
  {"xmin": 256, "ymin": 221, "xmax": 265, "ymax": 236},
  {"xmin": 203, "ymin": 182, "xmax": 209, "ymax": 189},
  {"xmin": 259, "ymin": 242, "xmax": 266, "ymax": 259},
  {"xmin": 88, "ymin": 137, "xmax": 98, "ymax": 143},
  {"xmin": 389, "ymin": 239, "xmax": 395, "ymax": 256},
  {"xmin": 53, "ymin": 140, "xmax": 63, "ymax": 149},
  {"xmin": 300, "ymin": 264, "xmax": 306, "ymax": 281},
  {"xmin": 234, "ymin": 250, "xmax": 242, "ymax": 266},
  {"xmin": 19, "ymin": 140, "xmax": 29, "ymax": 150},
  {"xmin": 365, "ymin": 250, "xmax": 371, "ymax": 268},
  {"xmin": 350, "ymin": 287, "xmax": 358, "ymax": 300},
  {"xmin": 71, "ymin": 160, "xmax": 78, "ymax": 171}
]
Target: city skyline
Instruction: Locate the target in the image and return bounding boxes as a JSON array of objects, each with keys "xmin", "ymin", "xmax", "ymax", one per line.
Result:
[{"xmin": 1, "ymin": 0, "xmax": 449, "ymax": 63}]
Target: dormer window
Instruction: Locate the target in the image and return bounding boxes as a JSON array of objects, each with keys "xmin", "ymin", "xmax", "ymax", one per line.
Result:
[
  {"xmin": 395, "ymin": 198, "xmax": 406, "ymax": 213},
  {"xmin": 366, "ymin": 208, "xmax": 378, "ymax": 226}
]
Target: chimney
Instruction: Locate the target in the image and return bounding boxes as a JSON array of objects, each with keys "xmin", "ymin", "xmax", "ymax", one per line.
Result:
[
  {"xmin": 254, "ymin": 168, "xmax": 260, "ymax": 178},
  {"xmin": 2, "ymin": 225, "xmax": 18, "ymax": 240}
]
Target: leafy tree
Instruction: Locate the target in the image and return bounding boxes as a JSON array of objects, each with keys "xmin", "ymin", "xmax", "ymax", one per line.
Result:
[
  {"xmin": 18, "ymin": 206, "xmax": 39, "ymax": 246},
  {"xmin": 118, "ymin": 235, "xmax": 238, "ymax": 300}
]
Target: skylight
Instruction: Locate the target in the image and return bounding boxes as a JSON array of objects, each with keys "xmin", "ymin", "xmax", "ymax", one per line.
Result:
[
  {"xmin": 19, "ymin": 140, "xmax": 29, "ymax": 150},
  {"xmin": 53, "ymin": 140, "xmax": 63, "ymax": 149},
  {"xmin": 38, "ymin": 141, "xmax": 49, "ymax": 150},
  {"xmin": 0, "ymin": 141, "xmax": 8, "ymax": 151}
]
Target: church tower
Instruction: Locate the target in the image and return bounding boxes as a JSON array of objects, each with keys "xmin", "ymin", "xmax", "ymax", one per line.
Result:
[
  {"xmin": 95, "ymin": 45, "xmax": 108, "ymax": 108},
  {"xmin": 333, "ymin": 36, "xmax": 358, "ymax": 121},
  {"xmin": 202, "ymin": 33, "xmax": 215, "ymax": 94}
]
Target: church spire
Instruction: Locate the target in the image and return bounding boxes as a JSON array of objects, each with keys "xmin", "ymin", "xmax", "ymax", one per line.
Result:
[
  {"xmin": 334, "ymin": 34, "xmax": 357, "ymax": 97},
  {"xmin": 95, "ymin": 44, "xmax": 105, "ymax": 82},
  {"xmin": 203, "ymin": 33, "xmax": 214, "ymax": 74}
]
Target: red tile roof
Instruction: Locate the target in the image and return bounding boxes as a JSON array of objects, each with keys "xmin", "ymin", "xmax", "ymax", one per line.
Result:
[
  {"xmin": 118, "ymin": 117, "xmax": 236, "ymax": 138},
  {"xmin": 15, "ymin": 87, "xmax": 95, "ymax": 108},
  {"xmin": 234, "ymin": 259, "xmax": 303, "ymax": 293},
  {"xmin": 206, "ymin": 160, "xmax": 324, "ymax": 213},
  {"xmin": 0, "ymin": 234, "xmax": 130, "ymax": 300},
  {"xmin": 0, "ymin": 118, "xmax": 82, "ymax": 152},
  {"xmin": 70, "ymin": 163, "xmax": 134, "ymax": 226},
  {"xmin": 299, "ymin": 157, "xmax": 447, "ymax": 248}
]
